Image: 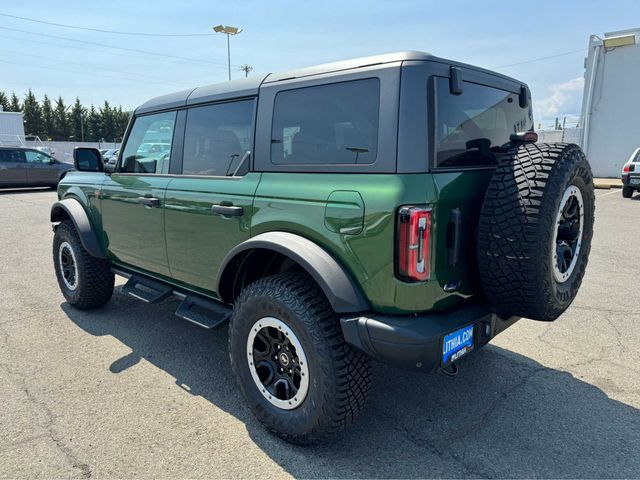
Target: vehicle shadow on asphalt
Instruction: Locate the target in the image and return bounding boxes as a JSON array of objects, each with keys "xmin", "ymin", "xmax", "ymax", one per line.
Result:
[
  {"xmin": 0, "ymin": 187, "xmax": 53, "ymax": 195},
  {"xmin": 62, "ymin": 293, "xmax": 640, "ymax": 479}
]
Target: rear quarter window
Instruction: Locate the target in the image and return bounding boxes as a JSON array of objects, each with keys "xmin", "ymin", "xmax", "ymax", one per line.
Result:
[
  {"xmin": 432, "ymin": 77, "xmax": 533, "ymax": 168},
  {"xmin": 270, "ymin": 78, "xmax": 380, "ymax": 166},
  {"xmin": 0, "ymin": 150, "xmax": 23, "ymax": 163}
]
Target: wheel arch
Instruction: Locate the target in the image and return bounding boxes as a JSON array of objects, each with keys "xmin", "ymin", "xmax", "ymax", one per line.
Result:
[
  {"xmin": 50, "ymin": 198, "xmax": 106, "ymax": 259},
  {"xmin": 217, "ymin": 232, "xmax": 369, "ymax": 313}
]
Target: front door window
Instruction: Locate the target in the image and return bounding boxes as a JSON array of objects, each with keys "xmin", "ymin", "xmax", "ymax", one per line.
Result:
[{"xmin": 120, "ymin": 111, "xmax": 177, "ymax": 174}]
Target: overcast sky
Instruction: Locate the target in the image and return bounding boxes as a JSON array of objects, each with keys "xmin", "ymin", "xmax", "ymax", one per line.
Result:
[{"xmin": 2, "ymin": 0, "xmax": 638, "ymax": 128}]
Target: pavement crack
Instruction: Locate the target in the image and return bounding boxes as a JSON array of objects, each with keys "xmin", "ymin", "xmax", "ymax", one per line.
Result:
[
  {"xmin": 369, "ymin": 406, "xmax": 496, "ymax": 478},
  {"xmin": 0, "ymin": 324, "xmax": 92, "ymax": 478}
]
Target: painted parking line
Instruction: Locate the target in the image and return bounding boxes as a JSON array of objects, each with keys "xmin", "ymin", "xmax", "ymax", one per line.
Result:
[{"xmin": 597, "ymin": 189, "xmax": 623, "ymax": 198}]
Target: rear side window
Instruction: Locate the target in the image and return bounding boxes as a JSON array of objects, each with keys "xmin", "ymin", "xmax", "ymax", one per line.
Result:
[
  {"xmin": 433, "ymin": 77, "xmax": 533, "ymax": 168},
  {"xmin": 271, "ymin": 79, "xmax": 380, "ymax": 165},
  {"xmin": 182, "ymin": 100, "xmax": 253, "ymax": 176},
  {"xmin": 120, "ymin": 111, "xmax": 176, "ymax": 174},
  {"xmin": 0, "ymin": 150, "xmax": 23, "ymax": 163}
]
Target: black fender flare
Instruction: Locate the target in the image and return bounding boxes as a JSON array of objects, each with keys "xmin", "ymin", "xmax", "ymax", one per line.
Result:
[
  {"xmin": 50, "ymin": 198, "xmax": 106, "ymax": 259},
  {"xmin": 217, "ymin": 232, "xmax": 369, "ymax": 313}
]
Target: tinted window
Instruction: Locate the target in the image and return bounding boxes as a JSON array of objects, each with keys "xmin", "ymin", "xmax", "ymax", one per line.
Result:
[
  {"xmin": 271, "ymin": 79, "xmax": 380, "ymax": 165},
  {"xmin": 120, "ymin": 111, "xmax": 176, "ymax": 174},
  {"xmin": 434, "ymin": 77, "xmax": 533, "ymax": 168},
  {"xmin": 182, "ymin": 100, "xmax": 253, "ymax": 176},
  {"xmin": 0, "ymin": 150, "xmax": 23, "ymax": 163}
]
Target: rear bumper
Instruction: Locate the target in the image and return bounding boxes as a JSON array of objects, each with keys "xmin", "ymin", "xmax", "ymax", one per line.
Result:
[
  {"xmin": 340, "ymin": 303, "xmax": 519, "ymax": 372},
  {"xmin": 621, "ymin": 173, "xmax": 640, "ymax": 187}
]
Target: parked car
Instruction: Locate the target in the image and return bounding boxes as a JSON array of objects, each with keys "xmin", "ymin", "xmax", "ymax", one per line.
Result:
[
  {"xmin": 0, "ymin": 147, "xmax": 72, "ymax": 188},
  {"xmin": 137, "ymin": 143, "xmax": 170, "ymax": 156},
  {"xmin": 51, "ymin": 51, "xmax": 595, "ymax": 444},
  {"xmin": 621, "ymin": 147, "xmax": 640, "ymax": 198},
  {"xmin": 102, "ymin": 149, "xmax": 119, "ymax": 164},
  {"xmin": 103, "ymin": 150, "xmax": 120, "ymax": 171}
]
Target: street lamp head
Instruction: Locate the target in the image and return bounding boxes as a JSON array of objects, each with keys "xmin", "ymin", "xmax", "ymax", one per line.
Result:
[{"xmin": 213, "ymin": 24, "xmax": 242, "ymax": 35}]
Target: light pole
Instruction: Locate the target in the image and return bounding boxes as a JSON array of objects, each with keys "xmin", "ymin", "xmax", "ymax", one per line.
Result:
[{"xmin": 213, "ymin": 24, "xmax": 242, "ymax": 81}]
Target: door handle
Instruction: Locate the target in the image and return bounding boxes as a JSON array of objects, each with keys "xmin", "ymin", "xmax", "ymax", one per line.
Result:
[
  {"xmin": 211, "ymin": 203, "xmax": 243, "ymax": 217},
  {"xmin": 137, "ymin": 196, "xmax": 160, "ymax": 207}
]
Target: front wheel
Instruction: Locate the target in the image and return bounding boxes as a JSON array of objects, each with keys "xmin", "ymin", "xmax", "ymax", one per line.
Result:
[
  {"xmin": 228, "ymin": 272, "xmax": 371, "ymax": 444},
  {"xmin": 53, "ymin": 221, "xmax": 114, "ymax": 309}
]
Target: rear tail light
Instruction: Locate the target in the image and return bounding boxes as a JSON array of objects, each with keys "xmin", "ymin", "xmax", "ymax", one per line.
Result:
[
  {"xmin": 623, "ymin": 163, "xmax": 631, "ymax": 173},
  {"xmin": 396, "ymin": 206, "xmax": 432, "ymax": 282}
]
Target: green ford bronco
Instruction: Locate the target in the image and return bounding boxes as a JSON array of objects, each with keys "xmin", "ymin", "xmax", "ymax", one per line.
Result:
[{"xmin": 51, "ymin": 52, "xmax": 595, "ymax": 444}]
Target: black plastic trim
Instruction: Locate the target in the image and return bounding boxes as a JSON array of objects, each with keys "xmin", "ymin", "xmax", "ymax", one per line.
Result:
[
  {"xmin": 449, "ymin": 66, "xmax": 463, "ymax": 95},
  {"xmin": 341, "ymin": 303, "xmax": 520, "ymax": 372},
  {"xmin": 50, "ymin": 199, "xmax": 105, "ymax": 259},
  {"xmin": 217, "ymin": 231, "xmax": 369, "ymax": 313}
]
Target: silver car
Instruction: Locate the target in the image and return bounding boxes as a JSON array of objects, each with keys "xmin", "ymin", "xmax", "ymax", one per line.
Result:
[{"xmin": 0, "ymin": 147, "xmax": 73, "ymax": 188}]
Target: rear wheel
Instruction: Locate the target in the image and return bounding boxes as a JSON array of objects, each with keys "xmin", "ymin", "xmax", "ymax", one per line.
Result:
[
  {"xmin": 228, "ymin": 272, "xmax": 371, "ymax": 444},
  {"xmin": 622, "ymin": 186, "xmax": 634, "ymax": 198},
  {"xmin": 477, "ymin": 143, "xmax": 595, "ymax": 321},
  {"xmin": 53, "ymin": 221, "xmax": 114, "ymax": 309}
]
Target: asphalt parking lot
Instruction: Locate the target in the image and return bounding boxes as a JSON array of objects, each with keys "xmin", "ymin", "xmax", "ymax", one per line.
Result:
[{"xmin": 0, "ymin": 187, "xmax": 638, "ymax": 479}]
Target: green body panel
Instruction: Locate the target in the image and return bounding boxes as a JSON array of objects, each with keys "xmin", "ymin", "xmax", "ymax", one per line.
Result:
[
  {"xmin": 252, "ymin": 173, "xmax": 465, "ymax": 314},
  {"xmin": 163, "ymin": 173, "xmax": 261, "ymax": 291},
  {"xmin": 430, "ymin": 170, "xmax": 495, "ymax": 301},
  {"xmin": 57, "ymin": 167, "xmax": 494, "ymax": 315},
  {"xmin": 57, "ymin": 172, "xmax": 107, "ymax": 244},
  {"xmin": 100, "ymin": 174, "xmax": 172, "ymax": 277}
]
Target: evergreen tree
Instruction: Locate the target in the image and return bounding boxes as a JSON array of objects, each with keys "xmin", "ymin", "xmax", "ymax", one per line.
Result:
[
  {"xmin": 9, "ymin": 92, "xmax": 21, "ymax": 111},
  {"xmin": 114, "ymin": 106, "xmax": 130, "ymax": 141},
  {"xmin": 2, "ymin": 90, "xmax": 130, "ymax": 143},
  {"xmin": 100, "ymin": 101, "xmax": 116, "ymax": 142},
  {"xmin": 0, "ymin": 91, "xmax": 9, "ymax": 111},
  {"xmin": 41, "ymin": 95, "xmax": 54, "ymax": 139},
  {"xmin": 53, "ymin": 96, "xmax": 71, "ymax": 140},
  {"xmin": 86, "ymin": 105, "xmax": 102, "ymax": 142},
  {"xmin": 69, "ymin": 98, "xmax": 86, "ymax": 142},
  {"xmin": 22, "ymin": 90, "xmax": 43, "ymax": 136}
]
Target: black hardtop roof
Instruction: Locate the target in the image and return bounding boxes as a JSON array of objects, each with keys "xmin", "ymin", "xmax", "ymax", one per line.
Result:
[{"xmin": 135, "ymin": 51, "xmax": 525, "ymax": 114}]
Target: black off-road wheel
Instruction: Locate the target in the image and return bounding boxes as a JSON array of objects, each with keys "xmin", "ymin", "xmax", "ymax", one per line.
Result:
[
  {"xmin": 228, "ymin": 271, "xmax": 371, "ymax": 444},
  {"xmin": 53, "ymin": 221, "xmax": 114, "ymax": 309},
  {"xmin": 622, "ymin": 186, "xmax": 634, "ymax": 198},
  {"xmin": 477, "ymin": 143, "xmax": 595, "ymax": 321}
]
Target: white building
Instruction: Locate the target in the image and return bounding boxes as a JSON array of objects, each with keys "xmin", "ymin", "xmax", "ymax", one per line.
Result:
[
  {"xmin": 0, "ymin": 110, "xmax": 25, "ymax": 139},
  {"xmin": 580, "ymin": 27, "xmax": 639, "ymax": 177}
]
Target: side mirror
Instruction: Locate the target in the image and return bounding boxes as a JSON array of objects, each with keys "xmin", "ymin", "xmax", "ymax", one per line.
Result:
[
  {"xmin": 73, "ymin": 147, "xmax": 104, "ymax": 172},
  {"xmin": 104, "ymin": 162, "xmax": 115, "ymax": 174}
]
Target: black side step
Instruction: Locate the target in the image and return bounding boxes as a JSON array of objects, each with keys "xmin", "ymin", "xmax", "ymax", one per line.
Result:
[
  {"xmin": 122, "ymin": 275, "xmax": 173, "ymax": 304},
  {"xmin": 175, "ymin": 296, "xmax": 231, "ymax": 329}
]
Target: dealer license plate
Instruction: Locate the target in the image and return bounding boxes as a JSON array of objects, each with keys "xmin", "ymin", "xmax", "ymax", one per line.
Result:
[
  {"xmin": 630, "ymin": 178, "xmax": 640, "ymax": 185},
  {"xmin": 442, "ymin": 324, "xmax": 474, "ymax": 366}
]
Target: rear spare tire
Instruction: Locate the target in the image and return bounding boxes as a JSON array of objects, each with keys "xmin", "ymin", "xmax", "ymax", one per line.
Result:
[{"xmin": 477, "ymin": 143, "xmax": 594, "ymax": 321}]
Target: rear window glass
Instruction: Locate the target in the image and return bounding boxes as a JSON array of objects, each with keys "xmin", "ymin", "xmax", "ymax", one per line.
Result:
[
  {"xmin": 0, "ymin": 150, "xmax": 23, "ymax": 163},
  {"xmin": 271, "ymin": 79, "xmax": 380, "ymax": 165},
  {"xmin": 433, "ymin": 77, "xmax": 533, "ymax": 168}
]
